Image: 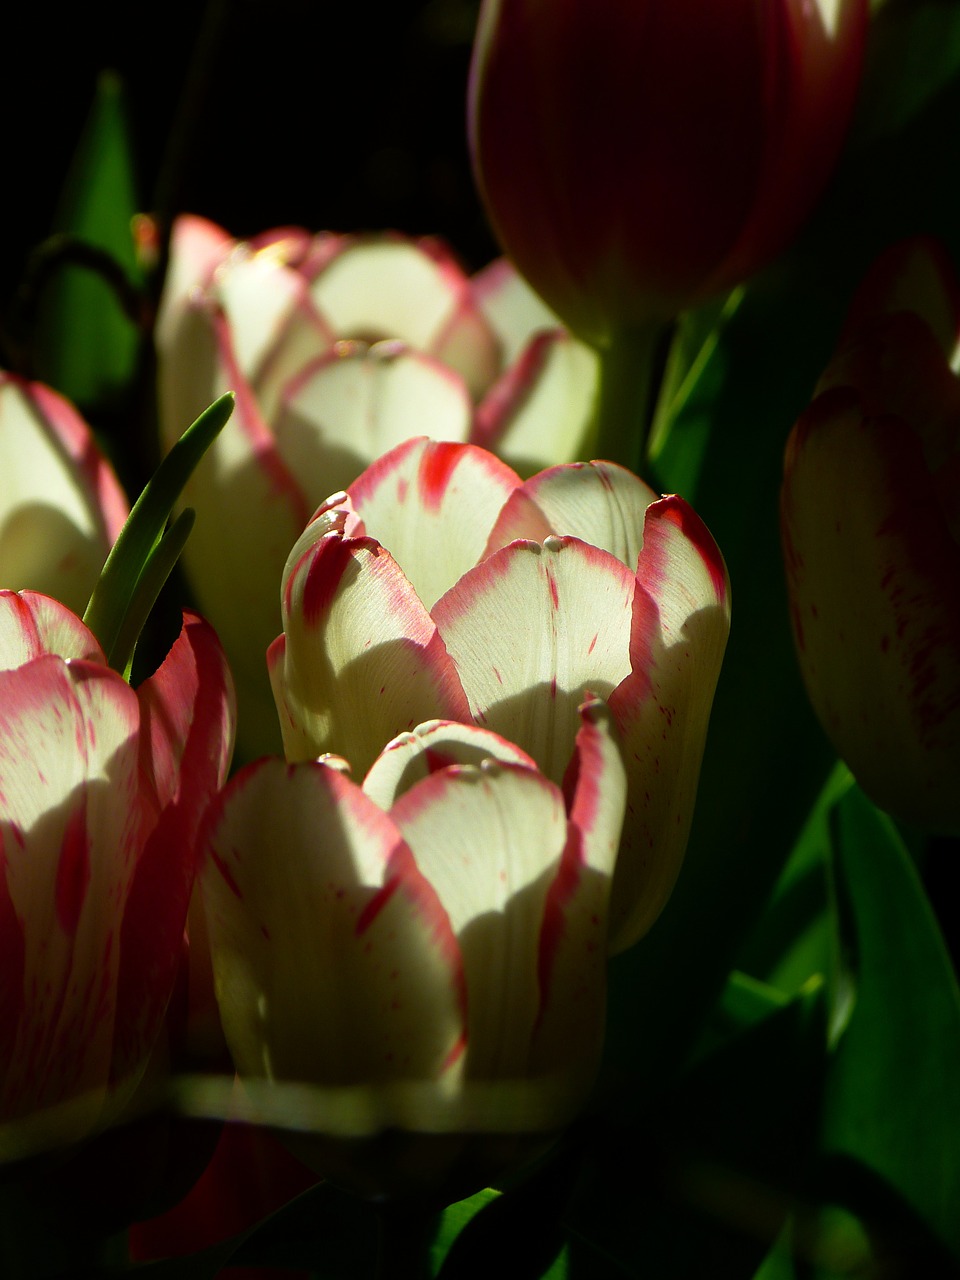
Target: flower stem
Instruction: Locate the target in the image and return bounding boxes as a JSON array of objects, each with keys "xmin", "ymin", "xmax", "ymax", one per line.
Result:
[{"xmin": 592, "ymin": 321, "xmax": 668, "ymax": 475}]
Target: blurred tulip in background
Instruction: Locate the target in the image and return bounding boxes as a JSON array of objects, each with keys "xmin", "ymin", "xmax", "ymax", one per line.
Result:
[
  {"xmin": 469, "ymin": 0, "xmax": 870, "ymax": 347},
  {"xmin": 156, "ymin": 217, "xmax": 599, "ymax": 756},
  {"xmin": 781, "ymin": 238, "xmax": 960, "ymax": 833}
]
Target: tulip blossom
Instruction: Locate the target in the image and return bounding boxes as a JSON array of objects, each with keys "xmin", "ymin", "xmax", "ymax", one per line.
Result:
[
  {"xmin": 0, "ymin": 372, "xmax": 128, "ymax": 612},
  {"xmin": 155, "ymin": 216, "xmax": 598, "ymax": 754},
  {"xmin": 781, "ymin": 238, "xmax": 960, "ymax": 833},
  {"xmin": 269, "ymin": 438, "xmax": 730, "ymax": 953},
  {"xmin": 468, "ymin": 0, "xmax": 869, "ymax": 347},
  {"xmin": 201, "ymin": 702, "xmax": 625, "ymax": 1199},
  {"xmin": 0, "ymin": 591, "xmax": 235, "ymax": 1162}
]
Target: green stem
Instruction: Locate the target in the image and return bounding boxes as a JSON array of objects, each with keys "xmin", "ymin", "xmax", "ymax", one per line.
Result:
[{"xmin": 592, "ymin": 321, "xmax": 668, "ymax": 475}]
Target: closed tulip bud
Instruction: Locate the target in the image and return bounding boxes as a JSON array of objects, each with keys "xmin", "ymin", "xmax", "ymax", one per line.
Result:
[
  {"xmin": 781, "ymin": 238, "xmax": 960, "ymax": 833},
  {"xmin": 469, "ymin": 0, "xmax": 869, "ymax": 347}
]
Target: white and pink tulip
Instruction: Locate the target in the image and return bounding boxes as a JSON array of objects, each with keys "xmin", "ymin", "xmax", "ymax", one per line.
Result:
[
  {"xmin": 155, "ymin": 217, "xmax": 599, "ymax": 755},
  {"xmin": 0, "ymin": 591, "xmax": 235, "ymax": 1162},
  {"xmin": 268, "ymin": 438, "xmax": 731, "ymax": 954}
]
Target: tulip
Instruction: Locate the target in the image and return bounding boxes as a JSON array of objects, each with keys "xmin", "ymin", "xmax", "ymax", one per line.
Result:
[
  {"xmin": 0, "ymin": 371, "xmax": 128, "ymax": 613},
  {"xmin": 780, "ymin": 238, "xmax": 960, "ymax": 833},
  {"xmin": 155, "ymin": 216, "xmax": 598, "ymax": 756},
  {"xmin": 468, "ymin": 0, "xmax": 869, "ymax": 348},
  {"xmin": 269, "ymin": 438, "xmax": 730, "ymax": 953},
  {"xmin": 0, "ymin": 590, "xmax": 235, "ymax": 1162},
  {"xmin": 200, "ymin": 701, "xmax": 626, "ymax": 1201}
]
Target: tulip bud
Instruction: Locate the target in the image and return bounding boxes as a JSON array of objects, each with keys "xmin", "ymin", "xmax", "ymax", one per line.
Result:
[
  {"xmin": 781, "ymin": 239, "xmax": 960, "ymax": 833},
  {"xmin": 469, "ymin": 0, "xmax": 869, "ymax": 347}
]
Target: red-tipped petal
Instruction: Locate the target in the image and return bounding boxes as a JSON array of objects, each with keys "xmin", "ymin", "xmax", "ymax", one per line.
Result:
[
  {"xmin": 200, "ymin": 758, "xmax": 465, "ymax": 1127},
  {"xmin": 606, "ymin": 496, "xmax": 730, "ymax": 951},
  {"xmin": 274, "ymin": 528, "xmax": 470, "ymax": 774}
]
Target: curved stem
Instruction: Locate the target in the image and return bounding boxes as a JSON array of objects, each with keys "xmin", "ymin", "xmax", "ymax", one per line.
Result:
[{"xmin": 592, "ymin": 321, "xmax": 668, "ymax": 475}]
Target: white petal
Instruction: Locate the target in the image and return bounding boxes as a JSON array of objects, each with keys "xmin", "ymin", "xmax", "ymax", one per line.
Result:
[
  {"xmin": 273, "ymin": 345, "xmax": 472, "ymax": 503},
  {"xmin": 475, "ymin": 331, "xmax": 599, "ymax": 475},
  {"xmin": 433, "ymin": 537, "xmax": 634, "ymax": 784},
  {"xmin": 485, "ymin": 459, "xmax": 657, "ymax": 570},
  {"xmin": 362, "ymin": 718, "xmax": 537, "ymax": 810},
  {"xmin": 346, "ymin": 437, "xmax": 521, "ymax": 609},
  {"xmin": 201, "ymin": 758, "xmax": 465, "ymax": 1097},
  {"xmin": 390, "ymin": 760, "xmax": 567, "ymax": 1081}
]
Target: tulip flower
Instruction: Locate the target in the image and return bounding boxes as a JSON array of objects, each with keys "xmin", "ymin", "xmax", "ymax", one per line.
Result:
[
  {"xmin": 200, "ymin": 702, "xmax": 626, "ymax": 1200},
  {"xmin": 0, "ymin": 590, "xmax": 235, "ymax": 1162},
  {"xmin": 781, "ymin": 238, "xmax": 960, "ymax": 833},
  {"xmin": 469, "ymin": 0, "xmax": 868, "ymax": 350},
  {"xmin": 0, "ymin": 371, "xmax": 128, "ymax": 613},
  {"xmin": 269, "ymin": 438, "xmax": 730, "ymax": 953},
  {"xmin": 155, "ymin": 216, "xmax": 598, "ymax": 756}
]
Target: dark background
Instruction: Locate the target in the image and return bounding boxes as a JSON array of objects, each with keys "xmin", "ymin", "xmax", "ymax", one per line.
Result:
[{"xmin": 2, "ymin": 0, "xmax": 493, "ymax": 308}]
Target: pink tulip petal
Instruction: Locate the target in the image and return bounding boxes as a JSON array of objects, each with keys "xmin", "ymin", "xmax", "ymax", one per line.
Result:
[
  {"xmin": 309, "ymin": 237, "xmax": 499, "ymax": 397},
  {"xmin": 607, "ymin": 496, "xmax": 731, "ymax": 951},
  {"xmin": 108, "ymin": 615, "xmax": 237, "ymax": 1090},
  {"xmin": 389, "ymin": 759, "xmax": 568, "ymax": 1083},
  {"xmin": 485, "ymin": 459, "xmax": 657, "ymax": 567},
  {"xmin": 532, "ymin": 700, "xmax": 625, "ymax": 1080},
  {"xmin": 167, "ymin": 306, "xmax": 308, "ymax": 756},
  {"xmin": 837, "ymin": 236, "xmax": 960, "ymax": 358},
  {"xmin": 473, "ymin": 330, "xmax": 598, "ymax": 473},
  {"xmin": 251, "ymin": 295, "xmax": 335, "ymax": 424},
  {"xmin": 153, "ymin": 215, "xmax": 234, "ymax": 355},
  {"xmin": 0, "ymin": 375, "xmax": 128, "ymax": 612},
  {"xmin": 433, "ymin": 537, "xmax": 634, "ymax": 785},
  {"xmin": 362, "ymin": 718, "xmax": 537, "ymax": 811},
  {"xmin": 0, "ymin": 590, "xmax": 104, "ymax": 670},
  {"xmin": 272, "ymin": 530, "xmax": 470, "ymax": 774},
  {"xmin": 274, "ymin": 346, "xmax": 473, "ymax": 504},
  {"xmin": 200, "ymin": 758, "xmax": 465, "ymax": 1112},
  {"xmin": 346, "ymin": 437, "xmax": 522, "ymax": 609},
  {"xmin": 136, "ymin": 611, "xmax": 236, "ymax": 813},
  {"xmin": 471, "ymin": 258, "xmax": 565, "ymax": 365},
  {"xmin": 0, "ymin": 658, "xmax": 142, "ymax": 1133},
  {"xmin": 782, "ymin": 388, "xmax": 960, "ymax": 831},
  {"xmin": 817, "ymin": 311, "xmax": 960, "ymax": 477}
]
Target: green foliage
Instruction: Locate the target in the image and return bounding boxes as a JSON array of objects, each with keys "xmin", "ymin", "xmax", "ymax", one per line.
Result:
[{"xmin": 34, "ymin": 74, "xmax": 143, "ymax": 407}]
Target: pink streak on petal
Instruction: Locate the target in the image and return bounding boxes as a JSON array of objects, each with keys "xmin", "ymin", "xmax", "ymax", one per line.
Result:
[
  {"xmin": 301, "ymin": 535, "xmax": 357, "ymax": 626},
  {"xmin": 647, "ymin": 495, "xmax": 730, "ymax": 605},
  {"xmin": 55, "ymin": 805, "xmax": 91, "ymax": 936},
  {"xmin": 418, "ymin": 441, "xmax": 467, "ymax": 511}
]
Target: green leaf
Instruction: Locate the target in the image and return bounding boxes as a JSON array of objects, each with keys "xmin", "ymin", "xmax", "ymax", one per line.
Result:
[
  {"xmin": 820, "ymin": 786, "xmax": 960, "ymax": 1260},
  {"xmin": 83, "ymin": 394, "xmax": 233, "ymax": 674},
  {"xmin": 35, "ymin": 72, "xmax": 142, "ymax": 407}
]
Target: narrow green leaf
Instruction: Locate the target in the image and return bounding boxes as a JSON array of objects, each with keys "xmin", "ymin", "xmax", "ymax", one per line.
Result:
[
  {"xmin": 83, "ymin": 394, "xmax": 234, "ymax": 674},
  {"xmin": 821, "ymin": 786, "xmax": 960, "ymax": 1259}
]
